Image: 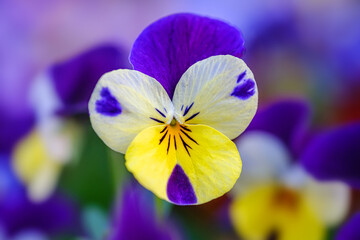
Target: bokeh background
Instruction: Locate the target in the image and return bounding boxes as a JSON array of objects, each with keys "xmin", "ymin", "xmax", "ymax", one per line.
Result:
[{"xmin": 1, "ymin": 0, "xmax": 360, "ymax": 239}]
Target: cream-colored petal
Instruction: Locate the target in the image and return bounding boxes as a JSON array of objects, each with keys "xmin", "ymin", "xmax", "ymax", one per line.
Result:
[
  {"xmin": 172, "ymin": 55, "xmax": 258, "ymax": 139},
  {"xmin": 232, "ymin": 131, "xmax": 291, "ymax": 195},
  {"xmin": 303, "ymin": 177, "xmax": 350, "ymax": 226},
  {"xmin": 89, "ymin": 69, "xmax": 173, "ymax": 153}
]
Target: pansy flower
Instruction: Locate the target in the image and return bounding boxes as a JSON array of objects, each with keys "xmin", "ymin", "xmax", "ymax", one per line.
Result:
[
  {"xmin": 12, "ymin": 45, "xmax": 125, "ymax": 202},
  {"xmin": 89, "ymin": 13, "xmax": 258, "ymax": 205},
  {"xmin": 229, "ymin": 99, "xmax": 350, "ymax": 240}
]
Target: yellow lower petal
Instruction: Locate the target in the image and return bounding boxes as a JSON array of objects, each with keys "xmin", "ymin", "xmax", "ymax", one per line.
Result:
[
  {"xmin": 13, "ymin": 130, "xmax": 62, "ymax": 202},
  {"xmin": 230, "ymin": 185, "xmax": 325, "ymax": 240},
  {"xmin": 125, "ymin": 123, "xmax": 241, "ymax": 205}
]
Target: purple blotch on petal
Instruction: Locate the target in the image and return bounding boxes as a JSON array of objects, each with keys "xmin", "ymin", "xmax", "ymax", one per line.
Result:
[
  {"xmin": 167, "ymin": 165, "xmax": 197, "ymax": 205},
  {"xmin": 95, "ymin": 87, "xmax": 122, "ymax": 116},
  {"xmin": 237, "ymin": 71, "xmax": 246, "ymax": 83},
  {"xmin": 231, "ymin": 78, "xmax": 255, "ymax": 100}
]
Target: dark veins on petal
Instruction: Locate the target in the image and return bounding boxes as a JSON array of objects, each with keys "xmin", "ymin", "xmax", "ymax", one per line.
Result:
[
  {"xmin": 130, "ymin": 13, "xmax": 245, "ymax": 98},
  {"xmin": 95, "ymin": 87, "xmax": 122, "ymax": 116},
  {"xmin": 167, "ymin": 165, "xmax": 197, "ymax": 205}
]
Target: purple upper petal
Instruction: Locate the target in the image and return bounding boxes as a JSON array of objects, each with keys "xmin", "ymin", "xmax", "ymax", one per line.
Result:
[
  {"xmin": 336, "ymin": 212, "xmax": 360, "ymax": 240},
  {"xmin": 51, "ymin": 45, "xmax": 127, "ymax": 115},
  {"xmin": 0, "ymin": 111, "xmax": 34, "ymax": 154},
  {"xmin": 245, "ymin": 99, "xmax": 311, "ymax": 156},
  {"xmin": 300, "ymin": 123, "xmax": 360, "ymax": 188},
  {"xmin": 110, "ymin": 183, "xmax": 173, "ymax": 240},
  {"xmin": 130, "ymin": 13, "xmax": 245, "ymax": 98}
]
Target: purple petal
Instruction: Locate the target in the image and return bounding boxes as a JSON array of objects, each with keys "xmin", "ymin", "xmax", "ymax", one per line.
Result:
[
  {"xmin": 110, "ymin": 183, "xmax": 172, "ymax": 240},
  {"xmin": 0, "ymin": 156, "xmax": 79, "ymax": 235},
  {"xmin": 336, "ymin": 212, "xmax": 360, "ymax": 240},
  {"xmin": 0, "ymin": 111, "xmax": 34, "ymax": 154},
  {"xmin": 51, "ymin": 45, "xmax": 127, "ymax": 115},
  {"xmin": 300, "ymin": 123, "xmax": 360, "ymax": 188},
  {"xmin": 130, "ymin": 13, "xmax": 245, "ymax": 98},
  {"xmin": 245, "ymin": 98, "xmax": 311, "ymax": 156}
]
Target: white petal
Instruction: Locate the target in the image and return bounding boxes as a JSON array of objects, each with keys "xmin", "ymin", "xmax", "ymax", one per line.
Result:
[
  {"xmin": 89, "ymin": 69, "xmax": 173, "ymax": 153},
  {"xmin": 172, "ymin": 55, "xmax": 258, "ymax": 139},
  {"xmin": 303, "ymin": 177, "xmax": 350, "ymax": 226},
  {"xmin": 232, "ymin": 131, "xmax": 291, "ymax": 194}
]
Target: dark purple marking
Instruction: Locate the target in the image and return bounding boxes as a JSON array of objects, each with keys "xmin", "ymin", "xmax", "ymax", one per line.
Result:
[
  {"xmin": 185, "ymin": 112, "xmax": 200, "ymax": 122},
  {"xmin": 180, "ymin": 129, "xmax": 198, "ymax": 145},
  {"xmin": 155, "ymin": 108, "xmax": 166, "ymax": 118},
  {"xmin": 180, "ymin": 125, "xmax": 191, "ymax": 132},
  {"xmin": 173, "ymin": 135, "xmax": 177, "ymax": 150},
  {"xmin": 167, "ymin": 165, "xmax": 197, "ymax": 205},
  {"xmin": 159, "ymin": 130, "xmax": 168, "ymax": 144},
  {"xmin": 231, "ymin": 79, "xmax": 255, "ymax": 100},
  {"xmin": 179, "ymin": 134, "xmax": 192, "ymax": 156},
  {"xmin": 95, "ymin": 87, "xmax": 122, "ymax": 116},
  {"xmin": 164, "ymin": 108, "xmax": 167, "ymax": 113},
  {"xmin": 181, "ymin": 105, "xmax": 184, "ymax": 111},
  {"xmin": 150, "ymin": 117, "xmax": 164, "ymax": 123},
  {"xmin": 167, "ymin": 135, "xmax": 171, "ymax": 154},
  {"xmin": 160, "ymin": 126, "xmax": 167, "ymax": 133},
  {"xmin": 183, "ymin": 102, "xmax": 194, "ymax": 116},
  {"xmin": 237, "ymin": 71, "xmax": 246, "ymax": 83}
]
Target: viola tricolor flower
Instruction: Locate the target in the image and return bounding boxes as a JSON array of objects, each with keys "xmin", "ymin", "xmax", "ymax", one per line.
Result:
[
  {"xmin": 229, "ymin": 100, "xmax": 350, "ymax": 240},
  {"xmin": 89, "ymin": 13, "xmax": 258, "ymax": 205}
]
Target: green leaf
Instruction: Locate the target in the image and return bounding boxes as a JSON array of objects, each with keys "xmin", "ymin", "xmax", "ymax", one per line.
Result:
[{"xmin": 59, "ymin": 124, "xmax": 120, "ymax": 210}]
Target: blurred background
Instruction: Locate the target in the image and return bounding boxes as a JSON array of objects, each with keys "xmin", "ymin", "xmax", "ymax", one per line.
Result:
[{"xmin": 1, "ymin": 0, "xmax": 359, "ymax": 239}]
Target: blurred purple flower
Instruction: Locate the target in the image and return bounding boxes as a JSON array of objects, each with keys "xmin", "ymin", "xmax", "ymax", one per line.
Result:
[
  {"xmin": 109, "ymin": 183, "xmax": 174, "ymax": 240},
  {"xmin": 130, "ymin": 13, "xmax": 245, "ymax": 98},
  {"xmin": 0, "ymin": 155, "xmax": 78, "ymax": 237},
  {"xmin": 300, "ymin": 123, "xmax": 360, "ymax": 189},
  {"xmin": 336, "ymin": 212, "xmax": 360, "ymax": 240},
  {"xmin": 300, "ymin": 122, "xmax": 360, "ymax": 240},
  {"xmin": 231, "ymin": 99, "xmax": 351, "ymax": 239},
  {"xmin": 0, "ymin": 45, "xmax": 125, "ymax": 154},
  {"xmin": 245, "ymin": 98, "xmax": 311, "ymax": 156}
]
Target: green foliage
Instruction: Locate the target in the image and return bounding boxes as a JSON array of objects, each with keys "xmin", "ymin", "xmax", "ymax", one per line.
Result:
[{"xmin": 59, "ymin": 124, "xmax": 124, "ymax": 210}]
